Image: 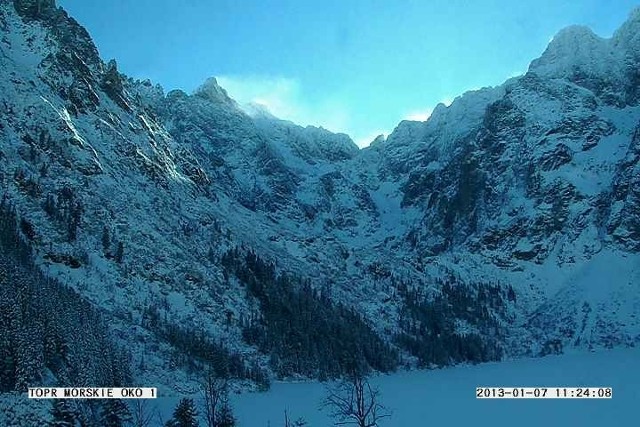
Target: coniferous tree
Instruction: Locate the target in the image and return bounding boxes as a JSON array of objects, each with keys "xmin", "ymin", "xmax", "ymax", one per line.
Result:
[
  {"xmin": 142, "ymin": 302, "xmax": 266, "ymax": 387},
  {"xmin": 50, "ymin": 399, "xmax": 77, "ymax": 427},
  {"xmin": 43, "ymin": 193, "xmax": 56, "ymax": 216},
  {"xmin": 102, "ymin": 226, "xmax": 111, "ymax": 255},
  {"xmin": 216, "ymin": 393, "xmax": 235, "ymax": 427},
  {"xmin": 115, "ymin": 241, "xmax": 124, "ymax": 263},
  {"xmin": 222, "ymin": 247, "xmax": 398, "ymax": 379},
  {"xmin": 100, "ymin": 399, "xmax": 132, "ymax": 427},
  {"xmin": 14, "ymin": 322, "xmax": 44, "ymax": 391},
  {"xmin": 165, "ymin": 398, "xmax": 199, "ymax": 427},
  {"xmin": 0, "ymin": 197, "xmax": 133, "ymax": 394},
  {"xmin": 394, "ymin": 276, "xmax": 506, "ymax": 367}
]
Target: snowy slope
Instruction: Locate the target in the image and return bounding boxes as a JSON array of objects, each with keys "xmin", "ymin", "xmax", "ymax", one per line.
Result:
[{"xmin": 0, "ymin": 0, "xmax": 639, "ymax": 404}]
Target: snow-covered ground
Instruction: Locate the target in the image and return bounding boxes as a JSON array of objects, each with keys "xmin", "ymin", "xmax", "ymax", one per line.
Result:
[
  {"xmin": 4, "ymin": 348, "xmax": 635, "ymax": 426},
  {"xmin": 3, "ymin": 1, "xmax": 640, "ymax": 410},
  {"xmin": 228, "ymin": 348, "xmax": 638, "ymax": 426}
]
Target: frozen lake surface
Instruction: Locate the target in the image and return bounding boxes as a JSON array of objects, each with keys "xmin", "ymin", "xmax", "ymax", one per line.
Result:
[{"xmin": 231, "ymin": 348, "xmax": 639, "ymax": 426}]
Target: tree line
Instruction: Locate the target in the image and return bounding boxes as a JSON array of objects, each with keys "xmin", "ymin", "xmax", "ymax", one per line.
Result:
[
  {"xmin": 141, "ymin": 303, "xmax": 270, "ymax": 389},
  {"xmin": 394, "ymin": 275, "xmax": 511, "ymax": 367},
  {"xmin": 0, "ymin": 195, "xmax": 133, "ymax": 425},
  {"xmin": 221, "ymin": 248, "xmax": 399, "ymax": 380}
]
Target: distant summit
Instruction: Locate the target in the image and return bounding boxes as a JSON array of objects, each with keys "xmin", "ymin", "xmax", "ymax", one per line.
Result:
[
  {"xmin": 194, "ymin": 76, "xmax": 237, "ymax": 107},
  {"xmin": 1, "ymin": 1, "xmax": 639, "ymax": 414}
]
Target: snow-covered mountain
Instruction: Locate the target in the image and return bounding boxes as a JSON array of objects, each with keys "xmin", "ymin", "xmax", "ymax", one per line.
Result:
[{"xmin": 1, "ymin": 0, "xmax": 639, "ymax": 400}]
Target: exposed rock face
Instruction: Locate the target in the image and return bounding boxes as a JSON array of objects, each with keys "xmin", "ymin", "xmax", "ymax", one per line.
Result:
[
  {"xmin": 100, "ymin": 59, "xmax": 131, "ymax": 112},
  {"xmin": 1, "ymin": 0, "xmax": 639, "ymax": 392},
  {"xmin": 529, "ymin": 8, "xmax": 640, "ymax": 107},
  {"xmin": 14, "ymin": 0, "xmax": 101, "ymax": 67},
  {"xmin": 606, "ymin": 124, "xmax": 640, "ymax": 250},
  {"xmin": 13, "ymin": 0, "xmax": 56, "ymax": 20},
  {"xmin": 194, "ymin": 77, "xmax": 237, "ymax": 106}
]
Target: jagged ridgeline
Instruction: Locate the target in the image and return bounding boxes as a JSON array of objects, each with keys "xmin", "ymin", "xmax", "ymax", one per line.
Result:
[{"xmin": 2, "ymin": 0, "xmax": 639, "ymax": 404}]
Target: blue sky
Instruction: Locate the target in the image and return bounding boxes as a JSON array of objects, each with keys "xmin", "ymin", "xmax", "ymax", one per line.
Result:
[{"xmin": 58, "ymin": 0, "xmax": 639, "ymax": 147}]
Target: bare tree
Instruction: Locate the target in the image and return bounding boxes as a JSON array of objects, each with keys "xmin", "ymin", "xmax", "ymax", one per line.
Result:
[
  {"xmin": 131, "ymin": 399, "xmax": 155, "ymax": 427},
  {"xmin": 284, "ymin": 409, "xmax": 307, "ymax": 427},
  {"xmin": 322, "ymin": 373, "xmax": 390, "ymax": 427},
  {"xmin": 200, "ymin": 368, "xmax": 231, "ymax": 427}
]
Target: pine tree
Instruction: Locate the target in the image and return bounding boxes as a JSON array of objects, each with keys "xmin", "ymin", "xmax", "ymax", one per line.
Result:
[
  {"xmin": 14, "ymin": 321, "xmax": 44, "ymax": 391},
  {"xmin": 165, "ymin": 398, "xmax": 199, "ymax": 427},
  {"xmin": 50, "ymin": 399, "xmax": 77, "ymax": 427},
  {"xmin": 115, "ymin": 241, "xmax": 124, "ymax": 263},
  {"xmin": 0, "ymin": 348, "xmax": 15, "ymax": 392},
  {"xmin": 100, "ymin": 399, "xmax": 132, "ymax": 427},
  {"xmin": 0, "ymin": 197, "xmax": 133, "ymax": 396},
  {"xmin": 102, "ymin": 226, "xmax": 111, "ymax": 255},
  {"xmin": 43, "ymin": 193, "xmax": 56, "ymax": 217},
  {"xmin": 216, "ymin": 394, "xmax": 235, "ymax": 427}
]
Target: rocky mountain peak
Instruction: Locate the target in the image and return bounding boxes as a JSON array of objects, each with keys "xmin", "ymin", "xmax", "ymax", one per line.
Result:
[
  {"xmin": 194, "ymin": 76, "xmax": 237, "ymax": 107},
  {"xmin": 368, "ymin": 134, "xmax": 386, "ymax": 147},
  {"xmin": 613, "ymin": 6, "xmax": 640, "ymax": 52},
  {"xmin": 528, "ymin": 25, "xmax": 611, "ymax": 79},
  {"xmin": 13, "ymin": 0, "xmax": 102, "ymax": 68},
  {"xmin": 100, "ymin": 59, "xmax": 131, "ymax": 111},
  {"xmin": 1, "ymin": 1, "xmax": 639, "ymax": 407}
]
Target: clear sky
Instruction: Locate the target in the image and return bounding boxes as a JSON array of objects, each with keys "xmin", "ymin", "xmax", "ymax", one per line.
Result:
[{"xmin": 58, "ymin": 0, "xmax": 639, "ymax": 147}]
